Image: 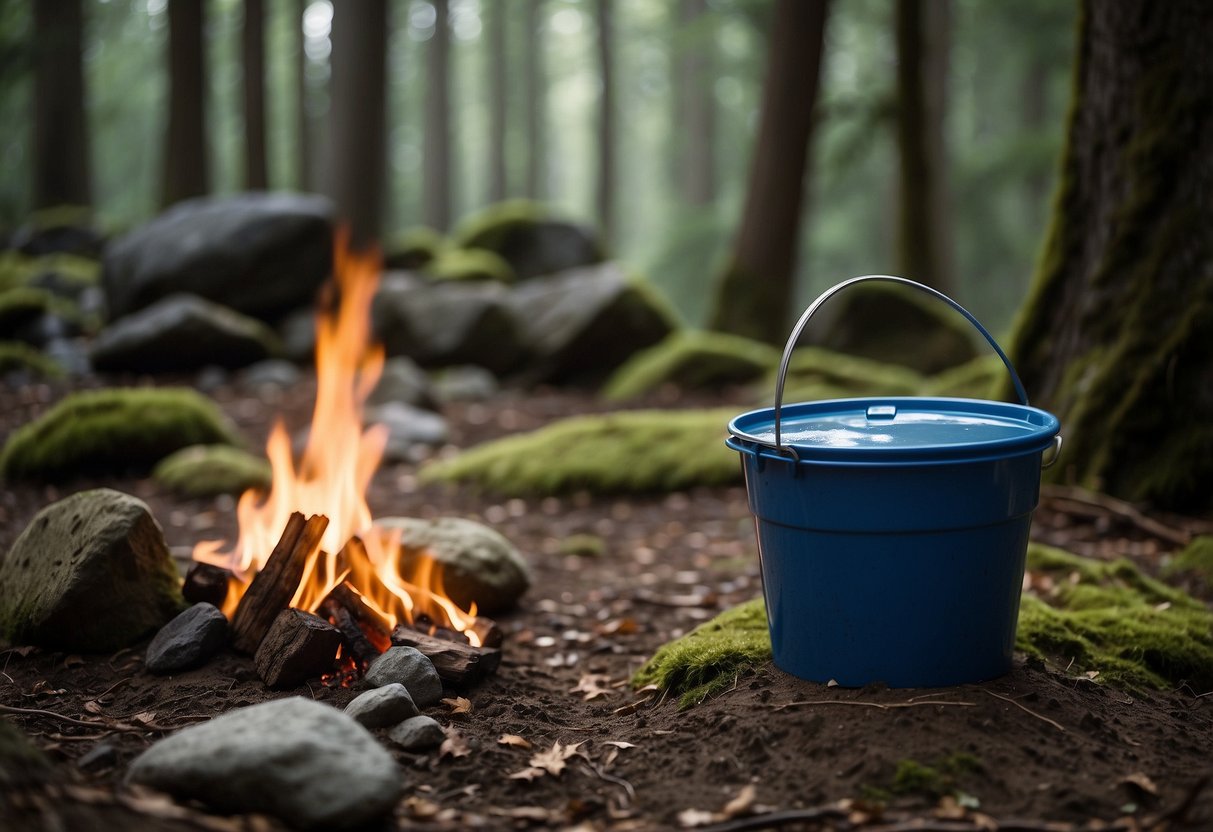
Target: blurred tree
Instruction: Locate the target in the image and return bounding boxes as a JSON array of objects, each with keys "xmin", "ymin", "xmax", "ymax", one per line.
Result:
[
  {"xmin": 488, "ymin": 0, "xmax": 507, "ymax": 202},
  {"xmin": 294, "ymin": 0, "xmax": 310, "ymax": 192},
  {"xmin": 424, "ymin": 0, "xmax": 452, "ymax": 231},
  {"xmin": 675, "ymin": 0, "xmax": 715, "ymax": 207},
  {"xmin": 524, "ymin": 0, "xmax": 545, "ymax": 199},
  {"xmin": 327, "ymin": 0, "xmax": 387, "ymax": 248},
  {"xmin": 895, "ymin": 0, "xmax": 953, "ymax": 292},
  {"xmin": 242, "ymin": 0, "xmax": 267, "ymax": 190},
  {"xmin": 595, "ymin": 0, "xmax": 616, "ymax": 244},
  {"xmin": 32, "ymin": 0, "xmax": 90, "ymax": 210},
  {"xmin": 708, "ymin": 0, "xmax": 830, "ymax": 342},
  {"xmin": 162, "ymin": 0, "xmax": 208, "ymax": 207},
  {"xmin": 1008, "ymin": 0, "xmax": 1213, "ymax": 510}
]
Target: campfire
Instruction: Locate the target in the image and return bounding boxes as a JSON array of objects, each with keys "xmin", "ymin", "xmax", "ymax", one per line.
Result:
[{"xmin": 187, "ymin": 236, "xmax": 501, "ymax": 685}]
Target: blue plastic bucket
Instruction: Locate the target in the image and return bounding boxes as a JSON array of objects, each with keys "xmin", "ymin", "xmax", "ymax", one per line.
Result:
[{"xmin": 726, "ymin": 276, "xmax": 1062, "ymax": 687}]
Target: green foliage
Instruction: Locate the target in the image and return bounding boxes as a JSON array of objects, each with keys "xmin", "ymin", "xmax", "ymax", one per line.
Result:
[
  {"xmin": 1163, "ymin": 536, "xmax": 1213, "ymax": 585},
  {"xmin": 452, "ymin": 199, "xmax": 549, "ymax": 250},
  {"xmin": 425, "ymin": 247, "xmax": 516, "ymax": 284},
  {"xmin": 1, "ymin": 388, "xmax": 242, "ymax": 482},
  {"xmin": 632, "ymin": 597, "xmax": 771, "ymax": 708},
  {"xmin": 420, "ymin": 408, "xmax": 740, "ymax": 496},
  {"xmin": 0, "ymin": 341, "xmax": 64, "ymax": 379},
  {"xmin": 766, "ymin": 347, "xmax": 925, "ymax": 404},
  {"xmin": 152, "ymin": 444, "xmax": 271, "ymax": 497},
  {"xmin": 602, "ymin": 330, "xmax": 778, "ymax": 400},
  {"xmin": 386, "ymin": 226, "xmax": 446, "ymax": 268}
]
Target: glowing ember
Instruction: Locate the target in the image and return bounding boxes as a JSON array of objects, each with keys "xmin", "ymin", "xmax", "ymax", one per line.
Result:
[{"xmin": 193, "ymin": 234, "xmax": 481, "ymax": 647}]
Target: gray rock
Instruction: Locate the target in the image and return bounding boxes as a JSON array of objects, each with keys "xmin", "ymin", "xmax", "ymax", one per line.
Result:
[
  {"xmin": 372, "ymin": 274, "xmax": 524, "ymax": 375},
  {"xmin": 364, "ymin": 647, "xmax": 443, "ymax": 707},
  {"xmin": 145, "ymin": 603, "xmax": 227, "ymax": 674},
  {"xmin": 77, "ymin": 742, "xmax": 118, "ymax": 771},
  {"xmin": 505, "ymin": 262, "xmax": 676, "ymax": 384},
  {"xmin": 369, "ymin": 356, "xmax": 439, "ymax": 411},
  {"xmin": 366, "ymin": 401, "xmax": 449, "ymax": 463},
  {"xmin": 388, "ymin": 715, "xmax": 445, "ymax": 751},
  {"xmin": 0, "ymin": 489, "xmax": 184, "ymax": 652},
  {"xmin": 102, "ymin": 192, "xmax": 333, "ymax": 320},
  {"xmin": 373, "ymin": 517, "xmax": 530, "ymax": 615},
  {"xmin": 343, "ymin": 683, "xmax": 418, "ymax": 729},
  {"xmin": 434, "ymin": 365, "xmax": 499, "ymax": 402},
  {"xmin": 240, "ymin": 358, "xmax": 302, "ymax": 389},
  {"xmin": 127, "ymin": 697, "xmax": 401, "ymax": 830},
  {"xmin": 460, "ymin": 216, "xmax": 603, "ymax": 280},
  {"xmin": 277, "ymin": 305, "xmax": 317, "ymax": 363},
  {"xmin": 91, "ymin": 294, "xmax": 283, "ymax": 373}
]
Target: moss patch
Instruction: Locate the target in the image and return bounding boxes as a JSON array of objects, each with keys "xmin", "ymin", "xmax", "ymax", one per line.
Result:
[
  {"xmin": 0, "ymin": 342, "xmax": 65, "ymax": 379},
  {"xmin": 886, "ymin": 754, "xmax": 984, "ymax": 798},
  {"xmin": 602, "ymin": 331, "xmax": 778, "ymax": 400},
  {"xmin": 153, "ymin": 444, "xmax": 271, "ymax": 497},
  {"xmin": 632, "ymin": 597, "xmax": 771, "ymax": 707},
  {"xmin": 425, "ymin": 247, "xmax": 516, "ymax": 284},
  {"xmin": 765, "ymin": 347, "xmax": 925, "ymax": 404},
  {"xmin": 1, "ymin": 388, "xmax": 242, "ymax": 482},
  {"xmin": 385, "ymin": 226, "xmax": 445, "ymax": 269},
  {"xmin": 453, "ymin": 199, "xmax": 549, "ymax": 250},
  {"xmin": 0, "ymin": 250, "xmax": 100, "ymax": 293},
  {"xmin": 1163, "ymin": 536, "xmax": 1213, "ymax": 587},
  {"xmin": 421, "ymin": 408, "xmax": 739, "ymax": 496}
]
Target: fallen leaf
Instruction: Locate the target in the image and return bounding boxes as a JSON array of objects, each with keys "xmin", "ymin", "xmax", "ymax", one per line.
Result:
[
  {"xmin": 83, "ymin": 701, "xmax": 103, "ymax": 715},
  {"xmin": 677, "ymin": 808, "xmax": 718, "ymax": 828},
  {"xmin": 490, "ymin": 806, "xmax": 554, "ymax": 821},
  {"xmin": 403, "ymin": 796, "xmax": 442, "ymax": 819},
  {"xmin": 498, "ymin": 734, "xmax": 532, "ymax": 750},
  {"xmin": 934, "ymin": 795, "xmax": 966, "ymax": 820},
  {"xmin": 1085, "ymin": 670, "xmax": 1101, "ymax": 680},
  {"xmin": 507, "ymin": 767, "xmax": 546, "ymax": 782},
  {"xmin": 571, "ymin": 674, "xmax": 614, "ymax": 701},
  {"xmin": 722, "ymin": 784, "xmax": 756, "ymax": 819},
  {"xmin": 442, "ymin": 696, "xmax": 473, "ymax": 715},
  {"xmin": 531, "ymin": 740, "xmax": 584, "ymax": 776},
  {"xmin": 132, "ymin": 711, "xmax": 157, "ymax": 725},
  {"xmin": 439, "ymin": 727, "xmax": 471, "ymax": 759},
  {"xmin": 1118, "ymin": 772, "xmax": 1159, "ymax": 798},
  {"xmin": 603, "ymin": 741, "xmax": 637, "ymax": 749}
]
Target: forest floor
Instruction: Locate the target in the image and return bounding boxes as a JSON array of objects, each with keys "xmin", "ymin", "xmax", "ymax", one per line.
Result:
[{"xmin": 2, "ymin": 374, "xmax": 1212, "ymax": 831}]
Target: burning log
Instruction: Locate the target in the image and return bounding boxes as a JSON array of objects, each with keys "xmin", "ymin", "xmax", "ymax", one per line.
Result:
[
  {"xmin": 318, "ymin": 582, "xmax": 392, "ymax": 669},
  {"xmin": 391, "ymin": 626, "xmax": 502, "ymax": 685},
  {"xmin": 254, "ymin": 608, "xmax": 343, "ymax": 689},
  {"xmin": 230, "ymin": 512, "xmax": 330, "ymax": 654},
  {"xmin": 413, "ymin": 615, "xmax": 504, "ymax": 650},
  {"xmin": 182, "ymin": 562, "xmax": 232, "ymax": 607}
]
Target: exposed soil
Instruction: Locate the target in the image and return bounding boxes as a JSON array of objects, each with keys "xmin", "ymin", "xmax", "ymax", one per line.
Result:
[{"xmin": 2, "ymin": 373, "xmax": 1212, "ymax": 831}]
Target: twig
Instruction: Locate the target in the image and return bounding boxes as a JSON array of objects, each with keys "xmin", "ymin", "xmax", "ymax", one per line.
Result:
[
  {"xmin": 90, "ymin": 677, "xmax": 131, "ymax": 701},
  {"xmin": 0, "ymin": 703, "xmax": 136, "ymax": 731},
  {"xmin": 981, "ymin": 689, "xmax": 1066, "ymax": 733},
  {"xmin": 1042, "ymin": 484, "xmax": 1193, "ymax": 545},
  {"xmin": 772, "ymin": 700, "xmax": 975, "ymax": 712},
  {"xmin": 578, "ymin": 758, "xmax": 636, "ymax": 806}
]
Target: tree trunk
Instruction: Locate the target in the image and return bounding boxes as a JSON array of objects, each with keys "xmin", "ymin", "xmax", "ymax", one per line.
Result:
[
  {"xmin": 1007, "ymin": 0, "xmax": 1213, "ymax": 510},
  {"xmin": 161, "ymin": 0, "xmax": 208, "ymax": 208},
  {"xmin": 424, "ymin": 0, "xmax": 452, "ymax": 231},
  {"xmin": 894, "ymin": 0, "xmax": 953, "ymax": 293},
  {"xmin": 595, "ymin": 0, "xmax": 616, "ymax": 245},
  {"xmin": 295, "ymin": 0, "xmax": 311, "ymax": 191},
  {"xmin": 707, "ymin": 0, "xmax": 830, "ymax": 343},
  {"xmin": 524, "ymin": 0, "xmax": 545, "ymax": 200},
  {"xmin": 676, "ymin": 0, "xmax": 715, "ymax": 206},
  {"xmin": 327, "ymin": 0, "xmax": 388, "ymax": 250},
  {"xmin": 32, "ymin": 0, "xmax": 91, "ymax": 210},
  {"xmin": 488, "ymin": 0, "xmax": 508, "ymax": 203},
  {"xmin": 242, "ymin": 0, "xmax": 268, "ymax": 190}
]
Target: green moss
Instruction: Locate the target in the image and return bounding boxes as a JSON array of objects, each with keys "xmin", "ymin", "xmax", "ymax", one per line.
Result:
[
  {"xmin": 0, "ymin": 342, "xmax": 65, "ymax": 379},
  {"xmin": 153, "ymin": 444, "xmax": 271, "ymax": 497},
  {"xmin": 452, "ymin": 199, "xmax": 549, "ymax": 250},
  {"xmin": 386, "ymin": 225, "xmax": 445, "ymax": 268},
  {"xmin": 0, "ymin": 287, "xmax": 79, "ymax": 333},
  {"xmin": 1163, "ymin": 536, "xmax": 1213, "ymax": 585},
  {"xmin": 632, "ymin": 597, "xmax": 771, "ymax": 707},
  {"xmin": 1, "ymin": 388, "xmax": 243, "ymax": 482},
  {"xmin": 922, "ymin": 355, "xmax": 1004, "ymax": 399},
  {"xmin": 888, "ymin": 754, "xmax": 983, "ymax": 798},
  {"xmin": 765, "ymin": 347, "xmax": 925, "ymax": 404},
  {"xmin": 602, "ymin": 331, "xmax": 778, "ymax": 400},
  {"xmin": 425, "ymin": 247, "xmax": 516, "ymax": 284},
  {"xmin": 421, "ymin": 408, "xmax": 740, "ymax": 496},
  {"xmin": 0, "ymin": 250, "xmax": 100, "ymax": 293}
]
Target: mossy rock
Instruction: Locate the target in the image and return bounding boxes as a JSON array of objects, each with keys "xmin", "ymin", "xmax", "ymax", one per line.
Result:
[
  {"xmin": 764, "ymin": 347, "xmax": 926, "ymax": 405},
  {"xmin": 421, "ymin": 408, "xmax": 740, "ymax": 496},
  {"xmin": 0, "ymin": 341, "xmax": 65, "ymax": 380},
  {"xmin": 0, "ymin": 250, "xmax": 101, "ymax": 293},
  {"xmin": 153, "ymin": 444, "xmax": 271, "ymax": 497},
  {"xmin": 424, "ymin": 247, "xmax": 516, "ymax": 284},
  {"xmin": 453, "ymin": 200, "xmax": 604, "ymax": 280},
  {"xmin": 1, "ymin": 388, "xmax": 242, "ymax": 482},
  {"xmin": 922, "ymin": 354, "xmax": 1004, "ymax": 399},
  {"xmin": 453, "ymin": 199, "xmax": 547, "ymax": 249},
  {"xmin": 385, "ymin": 226, "xmax": 445, "ymax": 270},
  {"xmin": 634, "ymin": 543, "xmax": 1213, "ymax": 705},
  {"xmin": 602, "ymin": 331, "xmax": 779, "ymax": 401},
  {"xmin": 0, "ymin": 286, "xmax": 80, "ymax": 335}
]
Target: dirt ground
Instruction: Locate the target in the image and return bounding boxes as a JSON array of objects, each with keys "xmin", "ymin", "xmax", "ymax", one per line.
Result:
[{"xmin": 2, "ymin": 373, "xmax": 1212, "ymax": 831}]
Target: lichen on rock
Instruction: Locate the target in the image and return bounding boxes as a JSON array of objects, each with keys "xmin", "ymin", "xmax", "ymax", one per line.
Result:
[{"xmin": 152, "ymin": 444, "xmax": 271, "ymax": 497}]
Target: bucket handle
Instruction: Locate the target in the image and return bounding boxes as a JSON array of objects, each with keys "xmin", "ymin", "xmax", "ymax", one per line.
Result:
[{"xmin": 735, "ymin": 275, "xmax": 1045, "ymax": 462}]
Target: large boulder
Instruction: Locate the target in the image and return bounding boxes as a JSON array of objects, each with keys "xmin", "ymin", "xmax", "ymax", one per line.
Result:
[
  {"xmin": 505, "ymin": 263, "xmax": 678, "ymax": 384},
  {"xmin": 102, "ymin": 192, "xmax": 333, "ymax": 321},
  {"xmin": 372, "ymin": 272, "xmax": 524, "ymax": 375},
  {"xmin": 127, "ymin": 697, "xmax": 401, "ymax": 830},
  {"xmin": 453, "ymin": 200, "xmax": 603, "ymax": 280},
  {"xmin": 91, "ymin": 294, "xmax": 282, "ymax": 373},
  {"xmin": 0, "ymin": 489, "xmax": 184, "ymax": 651}
]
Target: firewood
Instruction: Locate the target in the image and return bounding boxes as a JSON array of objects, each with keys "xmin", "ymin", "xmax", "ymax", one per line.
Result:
[
  {"xmin": 413, "ymin": 616, "xmax": 504, "ymax": 650},
  {"xmin": 254, "ymin": 608, "xmax": 342, "ymax": 689},
  {"xmin": 230, "ymin": 512, "xmax": 329, "ymax": 654},
  {"xmin": 321, "ymin": 581, "xmax": 392, "ymax": 651},
  {"xmin": 182, "ymin": 562, "xmax": 232, "ymax": 608},
  {"xmin": 391, "ymin": 626, "xmax": 502, "ymax": 684}
]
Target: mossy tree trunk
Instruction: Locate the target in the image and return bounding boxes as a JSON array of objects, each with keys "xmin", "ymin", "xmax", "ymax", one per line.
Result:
[
  {"xmin": 524, "ymin": 0, "xmax": 546, "ymax": 200},
  {"xmin": 675, "ymin": 0, "xmax": 716, "ymax": 207},
  {"xmin": 242, "ymin": 0, "xmax": 268, "ymax": 190},
  {"xmin": 424, "ymin": 0, "xmax": 452, "ymax": 231},
  {"xmin": 707, "ymin": 0, "xmax": 830, "ymax": 344},
  {"xmin": 32, "ymin": 0, "xmax": 91, "ymax": 210},
  {"xmin": 162, "ymin": 0, "xmax": 208, "ymax": 208},
  {"xmin": 1008, "ymin": 0, "xmax": 1213, "ymax": 510},
  {"xmin": 595, "ymin": 0, "xmax": 616, "ymax": 246}
]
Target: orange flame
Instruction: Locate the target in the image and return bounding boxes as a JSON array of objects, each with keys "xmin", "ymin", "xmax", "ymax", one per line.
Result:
[{"xmin": 193, "ymin": 234, "xmax": 481, "ymax": 647}]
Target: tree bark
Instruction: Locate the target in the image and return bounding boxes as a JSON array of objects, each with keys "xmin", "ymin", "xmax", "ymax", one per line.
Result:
[
  {"xmin": 424, "ymin": 0, "xmax": 452, "ymax": 231},
  {"xmin": 162, "ymin": 0, "xmax": 208, "ymax": 208},
  {"xmin": 242, "ymin": 0, "xmax": 268, "ymax": 190},
  {"xmin": 894, "ymin": 0, "xmax": 953, "ymax": 293},
  {"xmin": 488, "ymin": 0, "xmax": 508, "ymax": 203},
  {"xmin": 676, "ymin": 0, "xmax": 715, "ymax": 206},
  {"xmin": 524, "ymin": 0, "xmax": 545, "ymax": 200},
  {"xmin": 1007, "ymin": 0, "xmax": 1213, "ymax": 510},
  {"xmin": 31, "ymin": 0, "xmax": 91, "ymax": 210},
  {"xmin": 595, "ymin": 0, "xmax": 616, "ymax": 245},
  {"xmin": 295, "ymin": 0, "xmax": 311, "ymax": 191},
  {"xmin": 707, "ymin": 0, "xmax": 830, "ymax": 343},
  {"xmin": 327, "ymin": 0, "xmax": 388, "ymax": 249}
]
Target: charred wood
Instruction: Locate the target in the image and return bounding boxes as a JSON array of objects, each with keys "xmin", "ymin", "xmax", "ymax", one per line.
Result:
[
  {"xmin": 254, "ymin": 608, "xmax": 342, "ymax": 689},
  {"xmin": 391, "ymin": 626, "xmax": 502, "ymax": 684},
  {"xmin": 182, "ymin": 562, "xmax": 231, "ymax": 607}
]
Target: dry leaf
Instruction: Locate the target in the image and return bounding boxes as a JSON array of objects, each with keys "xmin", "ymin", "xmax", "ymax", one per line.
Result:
[
  {"xmin": 677, "ymin": 808, "xmax": 718, "ymax": 828},
  {"xmin": 442, "ymin": 696, "xmax": 473, "ymax": 715},
  {"xmin": 490, "ymin": 806, "xmax": 554, "ymax": 821},
  {"xmin": 507, "ymin": 767, "xmax": 546, "ymax": 782},
  {"xmin": 934, "ymin": 795, "xmax": 966, "ymax": 820},
  {"xmin": 83, "ymin": 701, "xmax": 103, "ymax": 715},
  {"xmin": 439, "ymin": 727, "xmax": 471, "ymax": 759},
  {"xmin": 603, "ymin": 741, "xmax": 637, "ymax": 749},
  {"xmin": 571, "ymin": 674, "xmax": 614, "ymax": 701},
  {"xmin": 132, "ymin": 711, "xmax": 157, "ymax": 725},
  {"xmin": 1119, "ymin": 772, "xmax": 1159, "ymax": 798},
  {"xmin": 498, "ymin": 734, "xmax": 532, "ymax": 750},
  {"xmin": 403, "ymin": 796, "xmax": 442, "ymax": 819},
  {"xmin": 509, "ymin": 740, "xmax": 584, "ymax": 780},
  {"xmin": 722, "ymin": 784, "xmax": 756, "ymax": 819}
]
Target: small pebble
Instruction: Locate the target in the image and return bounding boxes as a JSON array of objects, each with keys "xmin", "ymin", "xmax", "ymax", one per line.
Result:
[
  {"xmin": 388, "ymin": 716, "xmax": 445, "ymax": 751},
  {"xmin": 343, "ymin": 683, "xmax": 418, "ymax": 729}
]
